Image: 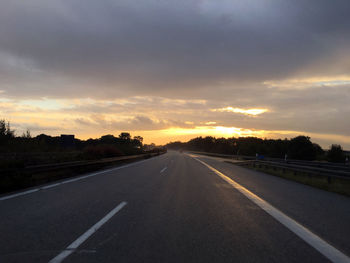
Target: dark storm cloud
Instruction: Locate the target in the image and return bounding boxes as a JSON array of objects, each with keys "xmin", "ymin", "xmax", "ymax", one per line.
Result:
[
  {"xmin": 1, "ymin": 0, "xmax": 350, "ymax": 98},
  {"xmin": 1, "ymin": 0, "xmax": 350, "ymax": 147}
]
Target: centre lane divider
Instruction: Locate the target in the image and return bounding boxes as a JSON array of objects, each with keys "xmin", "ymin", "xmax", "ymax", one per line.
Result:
[
  {"xmin": 190, "ymin": 155, "xmax": 350, "ymax": 263},
  {"xmin": 49, "ymin": 201, "xmax": 127, "ymax": 263}
]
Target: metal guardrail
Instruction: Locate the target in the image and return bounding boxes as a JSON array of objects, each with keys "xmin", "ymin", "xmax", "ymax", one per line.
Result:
[
  {"xmin": 188, "ymin": 151, "xmax": 350, "ymax": 173},
  {"xmin": 246, "ymin": 161, "xmax": 350, "ymax": 179},
  {"xmin": 1, "ymin": 152, "xmax": 163, "ymax": 174},
  {"xmin": 0, "ymin": 151, "xmax": 166, "ymax": 194}
]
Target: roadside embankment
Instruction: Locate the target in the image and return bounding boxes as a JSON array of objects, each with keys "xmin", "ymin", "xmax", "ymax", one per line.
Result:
[{"xmin": 229, "ymin": 160, "xmax": 350, "ymax": 196}]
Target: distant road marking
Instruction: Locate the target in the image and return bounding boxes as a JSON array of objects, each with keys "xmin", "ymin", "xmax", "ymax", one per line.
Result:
[
  {"xmin": 49, "ymin": 201, "xmax": 127, "ymax": 263},
  {"xmin": 160, "ymin": 167, "xmax": 168, "ymax": 173},
  {"xmin": 0, "ymin": 158, "xmax": 153, "ymax": 201},
  {"xmin": 193, "ymin": 157, "xmax": 350, "ymax": 263}
]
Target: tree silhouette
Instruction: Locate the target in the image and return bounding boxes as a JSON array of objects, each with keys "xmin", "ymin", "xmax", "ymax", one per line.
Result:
[
  {"xmin": 167, "ymin": 135, "xmax": 330, "ymax": 161},
  {"xmin": 119, "ymin": 132, "xmax": 131, "ymax": 141},
  {"xmin": 0, "ymin": 119, "xmax": 15, "ymax": 145},
  {"xmin": 288, "ymin": 136, "xmax": 317, "ymax": 160},
  {"xmin": 327, "ymin": 144, "xmax": 345, "ymax": 163}
]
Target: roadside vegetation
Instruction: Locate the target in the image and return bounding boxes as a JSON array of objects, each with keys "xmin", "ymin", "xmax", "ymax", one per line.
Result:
[
  {"xmin": 167, "ymin": 135, "xmax": 348, "ymax": 163},
  {"xmin": 0, "ymin": 119, "xmax": 163, "ymax": 169},
  {"xmin": 0, "ymin": 119, "xmax": 166, "ymax": 193}
]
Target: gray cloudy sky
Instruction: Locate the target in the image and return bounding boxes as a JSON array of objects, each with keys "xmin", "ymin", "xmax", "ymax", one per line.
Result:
[{"xmin": 0, "ymin": 0, "xmax": 349, "ymax": 147}]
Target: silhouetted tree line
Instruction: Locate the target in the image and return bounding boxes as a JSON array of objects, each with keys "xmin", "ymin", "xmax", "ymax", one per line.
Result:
[
  {"xmin": 167, "ymin": 135, "xmax": 348, "ymax": 163},
  {"xmin": 0, "ymin": 119, "xmax": 145, "ymax": 159},
  {"xmin": 0, "ymin": 119, "xmax": 15, "ymax": 143}
]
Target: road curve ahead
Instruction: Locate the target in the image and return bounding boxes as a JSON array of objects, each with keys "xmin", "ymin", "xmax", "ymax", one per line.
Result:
[{"xmin": 0, "ymin": 151, "xmax": 349, "ymax": 263}]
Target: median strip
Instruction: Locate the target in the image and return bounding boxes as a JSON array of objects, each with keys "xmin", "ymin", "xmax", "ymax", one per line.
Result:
[
  {"xmin": 0, "ymin": 158, "xmax": 152, "ymax": 201},
  {"xmin": 0, "ymin": 152, "xmax": 166, "ymax": 195}
]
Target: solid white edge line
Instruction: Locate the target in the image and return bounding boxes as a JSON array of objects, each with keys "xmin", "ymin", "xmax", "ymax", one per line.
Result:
[
  {"xmin": 0, "ymin": 157, "xmax": 154, "ymax": 201},
  {"xmin": 0, "ymin": 189, "xmax": 40, "ymax": 201},
  {"xmin": 49, "ymin": 201, "xmax": 127, "ymax": 263},
  {"xmin": 192, "ymin": 157, "xmax": 350, "ymax": 263}
]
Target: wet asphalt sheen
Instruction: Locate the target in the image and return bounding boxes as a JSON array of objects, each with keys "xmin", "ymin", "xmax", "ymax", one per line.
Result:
[{"xmin": 0, "ymin": 151, "xmax": 349, "ymax": 263}]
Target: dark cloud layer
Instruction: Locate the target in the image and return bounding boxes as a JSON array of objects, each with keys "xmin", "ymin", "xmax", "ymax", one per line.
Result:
[
  {"xmin": 1, "ymin": 0, "xmax": 350, "ymax": 98},
  {"xmin": 0, "ymin": 0, "xmax": 349, "ymax": 147}
]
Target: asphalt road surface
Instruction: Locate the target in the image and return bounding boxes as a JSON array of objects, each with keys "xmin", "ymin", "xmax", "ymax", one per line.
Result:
[{"xmin": 0, "ymin": 151, "xmax": 349, "ymax": 263}]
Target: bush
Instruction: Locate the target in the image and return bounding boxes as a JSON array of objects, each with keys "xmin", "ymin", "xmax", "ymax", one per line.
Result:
[
  {"xmin": 83, "ymin": 145, "xmax": 123, "ymax": 159},
  {"xmin": 327, "ymin": 144, "xmax": 345, "ymax": 163}
]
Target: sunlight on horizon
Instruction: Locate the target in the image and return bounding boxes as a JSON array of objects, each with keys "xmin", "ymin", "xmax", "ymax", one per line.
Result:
[{"xmin": 2, "ymin": 96, "xmax": 350, "ymax": 148}]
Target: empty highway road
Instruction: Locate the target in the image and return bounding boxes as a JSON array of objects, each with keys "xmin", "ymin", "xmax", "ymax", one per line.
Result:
[{"xmin": 0, "ymin": 151, "xmax": 349, "ymax": 263}]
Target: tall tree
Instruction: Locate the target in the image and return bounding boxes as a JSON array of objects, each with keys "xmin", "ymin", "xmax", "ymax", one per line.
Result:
[{"xmin": 288, "ymin": 136, "xmax": 317, "ymax": 160}]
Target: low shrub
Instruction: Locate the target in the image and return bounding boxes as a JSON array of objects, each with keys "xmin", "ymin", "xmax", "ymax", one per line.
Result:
[{"xmin": 83, "ymin": 145, "xmax": 123, "ymax": 159}]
